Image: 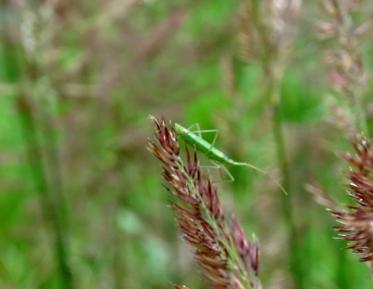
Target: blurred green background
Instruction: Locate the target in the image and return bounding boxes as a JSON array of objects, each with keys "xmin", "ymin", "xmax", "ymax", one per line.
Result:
[{"xmin": 0, "ymin": 1, "xmax": 372, "ymax": 289}]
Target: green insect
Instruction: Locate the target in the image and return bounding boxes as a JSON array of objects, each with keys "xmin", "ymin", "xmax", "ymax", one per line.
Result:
[
  {"xmin": 174, "ymin": 123, "xmax": 264, "ymax": 174},
  {"xmin": 174, "ymin": 122, "xmax": 287, "ymax": 194}
]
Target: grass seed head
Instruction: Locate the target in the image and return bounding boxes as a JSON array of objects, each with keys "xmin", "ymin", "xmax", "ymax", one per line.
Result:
[
  {"xmin": 148, "ymin": 116, "xmax": 262, "ymax": 289},
  {"xmin": 314, "ymin": 137, "xmax": 373, "ymax": 270}
]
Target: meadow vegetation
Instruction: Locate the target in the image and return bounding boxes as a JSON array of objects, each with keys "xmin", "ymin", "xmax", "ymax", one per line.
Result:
[{"xmin": 0, "ymin": 1, "xmax": 372, "ymax": 289}]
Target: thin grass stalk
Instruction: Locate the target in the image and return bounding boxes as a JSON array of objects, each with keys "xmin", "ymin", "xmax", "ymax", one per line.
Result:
[
  {"xmin": 38, "ymin": 99, "xmax": 74, "ymax": 289},
  {"xmin": 246, "ymin": 1, "xmax": 302, "ymax": 287},
  {"xmin": 265, "ymin": 59, "xmax": 301, "ymax": 289},
  {"xmin": 16, "ymin": 95, "xmax": 74, "ymax": 289},
  {"xmin": 10, "ymin": 2, "xmax": 75, "ymax": 287}
]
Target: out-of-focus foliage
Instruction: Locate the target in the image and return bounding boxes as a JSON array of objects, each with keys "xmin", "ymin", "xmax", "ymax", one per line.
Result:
[{"xmin": 0, "ymin": 1, "xmax": 372, "ymax": 289}]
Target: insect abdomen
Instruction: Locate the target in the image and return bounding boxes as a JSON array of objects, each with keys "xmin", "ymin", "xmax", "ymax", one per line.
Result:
[{"xmin": 174, "ymin": 123, "xmax": 235, "ymax": 165}]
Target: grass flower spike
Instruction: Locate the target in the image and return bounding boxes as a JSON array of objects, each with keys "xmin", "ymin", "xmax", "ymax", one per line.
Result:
[
  {"xmin": 318, "ymin": 0, "xmax": 369, "ymax": 134},
  {"xmin": 336, "ymin": 137, "xmax": 373, "ymax": 269},
  {"xmin": 312, "ymin": 137, "xmax": 373, "ymax": 271},
  {"xmin": 148, "ymin": 116, "xmax": 262, "ymax": 289}
]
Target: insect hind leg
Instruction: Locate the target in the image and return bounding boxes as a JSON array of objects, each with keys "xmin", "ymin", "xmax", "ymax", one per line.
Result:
[
  {"xmin": 200, "ymin": 161, "xmax": 234, "ymax": 184},
  {"xmin": 215, "ymin": 161, "xmax": 234, "ymax": 183},
  {"xmin": 200, "ymin": 162, "xmax": 220, "ymax": 179}
]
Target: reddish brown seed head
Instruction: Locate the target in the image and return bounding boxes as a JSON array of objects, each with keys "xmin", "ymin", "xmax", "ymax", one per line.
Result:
[
  {"xmin": 148, "ymin": 116, "xmax": 262, "ymax": 288},
  {"xmin": 330, "ymin": 137, "xmax": 373, "ymax": 270}
]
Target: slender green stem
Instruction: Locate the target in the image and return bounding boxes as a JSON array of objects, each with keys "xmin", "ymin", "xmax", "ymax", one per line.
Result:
[
  {"xmin": 351, "ymin": 90, "xmax": 369, "ymax": 137},
  {"xmin": 39, "ymin": 104, "xmax": 74, "ymax": 289},
  {"xmin": 250, "ymin": 0, "xmax": 302, "ymax": 284},
  {"xmin": 16, "ymin": 95, "xmax": 74, "ymax": 289},
  {"xmin": 265, "ymin": 71, "xmax": 303, "ymax": 289},
  {"xmin": 272, "ymin": 102, "xmax": 301, "ymax": 288},
  {"xmin": 2, "ymin": 10, "xmax": 74, "ymax": 286}
]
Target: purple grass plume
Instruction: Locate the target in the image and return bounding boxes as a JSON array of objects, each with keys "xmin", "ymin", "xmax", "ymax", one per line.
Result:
[
  {"xmin": 148, "ymin": 116, "xmax": 262, "ymax": 289},
  {"xmin": 310, "ymin": 137, "xmax": 373, "ymax": 271},
  {"xmin": 318, "ymin": 0, "xmax": 369, "ymax": 135}
]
